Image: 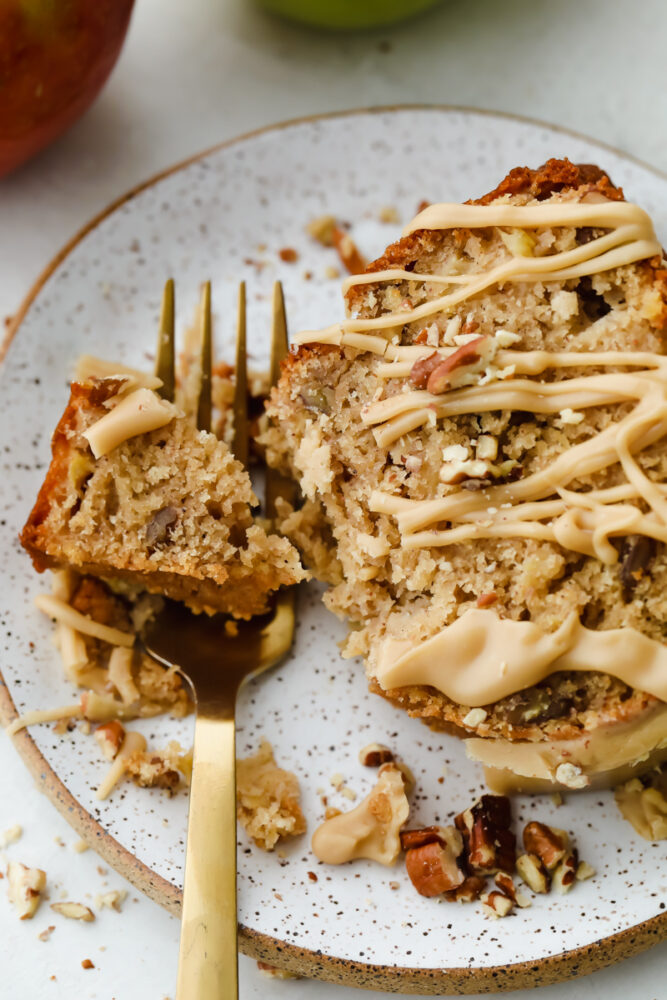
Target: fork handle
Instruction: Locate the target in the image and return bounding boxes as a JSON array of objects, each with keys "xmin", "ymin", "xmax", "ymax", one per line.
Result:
[{"xmin": 176, "ymin": 712, "xmax": 238, "ymax": 999}]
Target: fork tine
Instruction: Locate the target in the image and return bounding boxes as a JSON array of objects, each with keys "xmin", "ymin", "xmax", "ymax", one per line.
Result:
[
  {"xmin": 265, "ymin": 281, "xmax": 296, "ymax": 522},
  {"xmin": 196, "ymin": 281, "xmax": 212, "ymax": 432},
  {"xmin": 155, "ymin": 278, "xmax": 175, "ymax": 401},
  {"xmin": 232, "ymin": 282, "xmax": 249, "ymax": 467},
  {"xmin": 270, "ymin": 280, "xmax": 289, "ymax": 385}
]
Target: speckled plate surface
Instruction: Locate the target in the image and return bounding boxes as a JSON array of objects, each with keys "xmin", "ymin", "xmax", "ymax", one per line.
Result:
[{"xmin": 1, "ymin": 108, "xmax": 667, "ymax": 994}]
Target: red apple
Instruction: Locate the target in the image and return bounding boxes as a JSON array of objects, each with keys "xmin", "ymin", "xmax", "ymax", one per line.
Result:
[{"xmin": 0, "ymin": 0, "xmax": 134, "ymax": 178}]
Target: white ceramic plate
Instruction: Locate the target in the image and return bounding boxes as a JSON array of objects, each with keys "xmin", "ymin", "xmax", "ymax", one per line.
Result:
[{"xmin": 1, "ymin": 108, "xmax": 666, "ymax": 994}]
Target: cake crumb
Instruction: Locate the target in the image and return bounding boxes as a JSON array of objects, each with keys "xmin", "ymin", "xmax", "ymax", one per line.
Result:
[
  {"xmin": 306, "ymin": 214, "xmax": 336, "ymax": 247},
  {"xmin": 81, "ymin": 959, "xmax": 94, "ymax": 970},
  {"xmin": 0, "ymin": 825, "xmax": 22, "ymax": 848},
  {"xmin": 236, "ymin": 740, "xmax": 306, "ymax": 850},
  {"xmin": 95, "ymin": 889, "xmax": 127, "ymax": 912},
  {"xmin": 379, "ymin": 206, "xmax": 399, "ymax": 224}
]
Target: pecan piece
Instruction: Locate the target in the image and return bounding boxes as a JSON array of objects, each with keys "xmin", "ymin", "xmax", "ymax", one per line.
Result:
[
  {"xmin": 576, "ymin": 860, "xmax": 596, "ymax": 882},
  {"xmin": 552, "ymin": 850, "xmax": 578, "ymax": 894},
  {"xmin": 620, "ymin": 535, "xmax": 655, "ymax": 602},
  {"xmin": 400, "ymin": 825, "xmax": 457, "ymax": 852},
  {"xmin": 94, "ymin": 720, "xmax": 126, "ymax": 761},
  {"xmin": 427, "ymin": 336, "xmax": 487, "ymax": 394},
  {"xmin": 444, "ymin": 875, "xmax": 486, "ymax": 903},
  {"xmin": 523, "ymin": 822, "xmax": 569, "ymax": 871},
  {"xmin": 50, "ymin": 901, "xmax": 95, "ymax": 922},
  {"xmin": 409, "ymin": 351, "xmax": 441, "ymax": 389},
  {"xmin": 6, "ymin": 862, "xmax": 46, "ymax": 920},
  {"xmin": 405, "ymin": 837, "xmax": 466, "ymax": 897},
  {"xmin": 481, "ymin": 889, "xmax": 514, "ymax": 918},
  {"xmin": 455, "ymin": 795, "xmax": 515, "ymax": 874},
  {"xmin": 332, "ymin": 226, "xmax": 366, "ymax": 275},
  {"xmin": 358, "ymin": 743, "xmax": 394, "ymax": 767},
  {"xmin": 515, "ymin": 852, "xmax": 550, "ymax": 894},
  {"xmin": 494, "ymin": 871, "xmax": 531, "ymax": 908},
  {"xmin": 494, "ymin": 871, "xmax": 516, "ymax": 901}
]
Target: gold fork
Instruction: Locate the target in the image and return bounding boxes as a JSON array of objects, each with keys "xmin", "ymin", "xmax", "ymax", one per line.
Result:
[{"xmin": 141, "ymin": 279, "xmax": 296, "ymax": 999}]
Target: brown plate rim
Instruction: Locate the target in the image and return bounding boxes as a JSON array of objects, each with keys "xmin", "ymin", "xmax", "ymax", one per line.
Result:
[{"xmin": 1, "ymin": 104, "xmax": 666, "ymax": 994}]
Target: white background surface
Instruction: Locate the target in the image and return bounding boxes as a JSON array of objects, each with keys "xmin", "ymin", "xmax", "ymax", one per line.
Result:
[{"xmin": 1, "ymin": 0, "xmax": 666, "ymax": 997}]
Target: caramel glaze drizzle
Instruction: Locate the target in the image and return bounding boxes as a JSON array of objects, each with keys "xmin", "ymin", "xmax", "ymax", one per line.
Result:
[{"xmin": 294, "ymin": 199, "xmax": 666, "ymax": 569}]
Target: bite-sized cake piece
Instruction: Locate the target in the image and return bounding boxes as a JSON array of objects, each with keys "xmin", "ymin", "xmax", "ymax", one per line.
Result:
[
  {"xmin": 265, "ymin": 159, "xmax": 667, "ymax": 790},
  {"xmin": 21, "ymin": 375, "xmax": 306, "ymax": 619},
  {"xmin": 236, "ymin": 740, "xmax": 306, "ymax": 850}
]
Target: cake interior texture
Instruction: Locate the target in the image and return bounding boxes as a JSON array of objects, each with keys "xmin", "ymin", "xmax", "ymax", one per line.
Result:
[
  {"xmin": 22, "ymin": 377, "xmax": 305, "ymax": 619},
  {"xmin": 263, "ymin": 159, "xmax": 667, "ymax": 755}
]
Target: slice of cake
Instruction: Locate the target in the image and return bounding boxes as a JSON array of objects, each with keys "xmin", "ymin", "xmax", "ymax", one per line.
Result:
[
  {"xmin": 264, "ymin": 159, "xmax": 667, "ymax": 791},
  {"xmin": 22, "ymin": 373, "xmax": 305, "ymax": 619}
]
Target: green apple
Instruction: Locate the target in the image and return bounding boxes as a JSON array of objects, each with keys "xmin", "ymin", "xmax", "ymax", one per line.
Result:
[{"xmin": 258, "ymin": 0, "xmax": 442, "ymax": 30}]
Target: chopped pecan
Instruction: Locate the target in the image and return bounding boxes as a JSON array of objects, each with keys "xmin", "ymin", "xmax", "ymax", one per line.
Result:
[
  {"xmin": 455, "ymin": 795, "xmax": 515, "ymax": 874},
  {"xmin": 481, "ymin": 889, "xmax": 514, "ymax": 918},
  {"xmin": 358, "ymin": 743, "xmax": 394, "ymax": 767},
  {"xmin": 444, "ymin": 875, "xmax": 486, "ymax": 903},
  {"xmin": 620, "ymin": 535, "xmax": 655, "ymax": 601},
  {"xmin": 405, "ymin": 838, "xmax": 466, "ymax": 897},
  {"xmin": 476, "ymin": 592, "xmax": 498, "ymax": 609},
  {"xmin": 523, "ymin": 822, "xmax": 569, "ymax": 870},
  {"xmin": 576, "ymin": 860, "xmax": 596, "ymax": 882},
  {"xmin": 427, "ymin": 337, "xmax": 487, "ymax": 395},
  {"xmin": 552, "ymin": 850, "xmax": 578, "ymax": 894},
  {"xmin": 494, "ymin": 871, "xmax": 516, "ymax": 901},
  {"xmin": 493, "ymin": 871, "xmax": 532, "ymax": 908},
  {"xmin": 400, "ymin": 825, "xmax": 458, "ymax": 852},
  {"xmin": 50, "ymin": 901, "xmax": 95, "ymax": 922},
  {"xmin": 332, "ymin": 226, "xmax": 366, "ymax": 275},
  {"xmin": 94, "ymin": 720, "xmax": 126, "ymax": 761},
  {"xmin": 7, "ymin": 862, "xmax": 46, "ymax": 920},
  {"xmin": 515, "ymin": 852, "xmax": 550, "ymax": 894},
  {"xmin": 409, "ymin": 351, "xmax": 441, "ymax": 389}
]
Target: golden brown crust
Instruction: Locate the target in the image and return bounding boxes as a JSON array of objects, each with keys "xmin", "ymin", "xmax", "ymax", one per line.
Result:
[
  {"xmin": 472, "ymin": 158, "xmax": 623, "ymax": 206},
  {"xmin": 345, "ymin": 158, "xmax": 627, "ymax": 312},
  {"xmin": 21, "ymin": 379, "xmax": 124, "ymax": 572}
]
